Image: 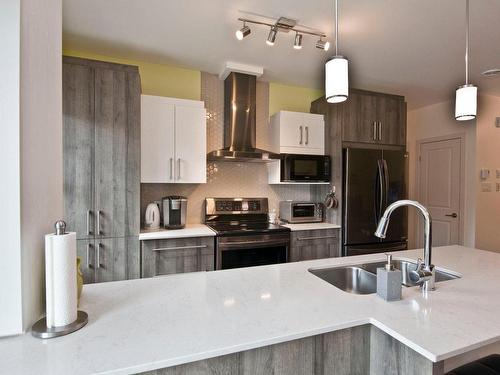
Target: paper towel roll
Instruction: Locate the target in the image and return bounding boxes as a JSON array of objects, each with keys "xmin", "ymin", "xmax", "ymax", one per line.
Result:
[{"xmin": 45, "ymin": 232, "xmax": 77, "ymax": 328}]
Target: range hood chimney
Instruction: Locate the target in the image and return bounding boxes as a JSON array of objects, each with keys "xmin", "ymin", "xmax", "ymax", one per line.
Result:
[{"xmin": 207, "ymin": 71, "xmax": 279, "ymax": 162}]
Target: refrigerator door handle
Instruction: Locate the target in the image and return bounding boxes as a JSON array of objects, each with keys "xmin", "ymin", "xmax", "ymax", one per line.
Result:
[
  {"xmin": 382, "ymin": 159, "xmax": 389, "ymax": 209},
  {"xmin": 376, "ymin": 160, "xmax": 384, "ymax": 223}
]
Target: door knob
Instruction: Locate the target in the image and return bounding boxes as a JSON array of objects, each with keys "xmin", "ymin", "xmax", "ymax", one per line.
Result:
[{"xmin": 445, "ymin": 213, "xmax": 458, "ymax": 218}]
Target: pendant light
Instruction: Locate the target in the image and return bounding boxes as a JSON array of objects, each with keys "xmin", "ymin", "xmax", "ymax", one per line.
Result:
[
  {"xmin": 325, "ymin": 0, "xmax": 348, "ymax": 103},
  {"xmin": 455, "ymin": 0, "xmax": 477, "ymax": 121}
]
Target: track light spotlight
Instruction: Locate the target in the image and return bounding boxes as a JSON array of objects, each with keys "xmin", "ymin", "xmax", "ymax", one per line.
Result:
[
  {"xmin": 266, "ymin": 26, "xmax": 278, "ymax": 46},
  {"xmin": 293, "ymin": 33, "xmax": 303, "ymax": 50},
  {"xmin": 316, "ymin": 38, "xmax": 330, "ymax": 51},
  {"xmin": 235, "ymin": 23, "xmax": 251, "ymax": 40}
]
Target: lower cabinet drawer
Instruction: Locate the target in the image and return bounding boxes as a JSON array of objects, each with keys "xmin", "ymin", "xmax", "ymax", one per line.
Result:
[
  {"xmin": 141, "ymin": 237, "xmax": 215, "ymax": 277},
  {"xmin": 290, "ymin": 229, "xmax": 340, "ymax": 262}
]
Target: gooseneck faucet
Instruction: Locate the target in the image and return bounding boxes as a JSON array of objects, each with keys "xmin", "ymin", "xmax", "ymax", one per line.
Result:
[{"xmin": 374, "ymin": 200, "xmax": 435, "ymax": 292}]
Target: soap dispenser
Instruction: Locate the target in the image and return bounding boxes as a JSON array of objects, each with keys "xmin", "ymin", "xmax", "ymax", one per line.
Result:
[{"xmin": 376, "ymin": 254, "xmax": 402, "ymax": 301}]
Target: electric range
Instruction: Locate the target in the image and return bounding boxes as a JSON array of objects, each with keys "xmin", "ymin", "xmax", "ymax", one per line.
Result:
[{"xmin": 205, "ymin": 198, "xmax": 290, "ymax": 270}]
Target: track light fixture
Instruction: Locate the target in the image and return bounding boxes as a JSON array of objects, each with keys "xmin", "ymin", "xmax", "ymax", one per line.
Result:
[
  {"xmin": 235, "ymin": 22, "xmax": 251, "ymax": 40},
  {"xmin": 235, "ymin": 16, "xmax": 328, "ymax": 51},
  {"xmin": 315, "ymin": 38, "xmax": 330, "ymax": 51},
  {"xmin": 266, "ymin": 26, "xmax": 278, "ymax": 46},
  {"xmin": 293, "ymin": 33, "xmax": 303, "ymax": 50}
]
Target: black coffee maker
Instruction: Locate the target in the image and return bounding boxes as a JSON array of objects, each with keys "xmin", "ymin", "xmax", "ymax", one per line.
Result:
[{"xmin": 162, "ymin": 196, "xmax": 187, "ymax": 229}]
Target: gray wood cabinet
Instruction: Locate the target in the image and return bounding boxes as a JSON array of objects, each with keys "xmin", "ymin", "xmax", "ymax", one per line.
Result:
[
  {"xmin": 76, "ymin": 237, "xmax": 140, "ymax": 283},
  {"xmin": 63, "ymin": 63, "xmax": 95, "ymax": 241},
  {"xmin": 141, "ymin": 237, "xmax": 215, "ymax": 278},
  {"xmin": 289, "ymin": 229, "xmax": 340, "ymax": 262},
  {"xmin": 340, "ymin": 89, "xmax": 406, "ymax": 147},
  {"xmin": 63, "ymin": 56, "xmax": 141, "ymax": 284}
]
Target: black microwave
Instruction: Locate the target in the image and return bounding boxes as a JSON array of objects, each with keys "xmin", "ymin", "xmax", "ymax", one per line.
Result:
[{"xmin": 280, "ymin": 154, "xmax": 331, "ymax": 182}]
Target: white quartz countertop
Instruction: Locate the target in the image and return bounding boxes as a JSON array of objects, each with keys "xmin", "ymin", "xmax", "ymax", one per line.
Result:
[
  {"xmin": 139, "ymin": 224, "xmax": 215, "ymax": 240},
  {"xmin": 2, "ymin": 246, "xmax": 500, "ymax": 375},
  {"xmin": 281, "ymin": 222, "xmax": 341, "ymax": 231}
]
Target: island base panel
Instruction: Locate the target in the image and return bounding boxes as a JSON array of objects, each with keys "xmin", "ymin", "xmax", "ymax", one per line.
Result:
[{"xmin": 140, "ymin": 324, "xmax": 444, "ymax": 375}]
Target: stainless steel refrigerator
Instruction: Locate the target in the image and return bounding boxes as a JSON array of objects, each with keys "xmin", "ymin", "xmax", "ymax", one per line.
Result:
[{"xmin": 342, "ymin": 147, "xmax": 408, "ymax": 256}]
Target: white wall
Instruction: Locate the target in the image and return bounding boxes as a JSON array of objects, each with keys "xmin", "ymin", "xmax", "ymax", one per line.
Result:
[
  {"xmin": 0, "ymin": 0, "xmax": 23, "ymax": 337},
  {"xmin": 19, "ymin": 0, "xmax": 63, "ymax": 331},
  {"xmin": 0, "ymin": 0, "xmax": 63, "ymax": 337},
  {"xmin": 475, "ymin": 94, "xmax": 500, "ymax": 252},
  {"xmin": 407, "ymin": 100, "xmax": 476, "ymax": 249}
]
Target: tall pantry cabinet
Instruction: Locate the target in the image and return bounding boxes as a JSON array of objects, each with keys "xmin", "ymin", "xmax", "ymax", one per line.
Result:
[{"xmin": 63, "ymin": 56, "xmax": 141, "ymax": 284}]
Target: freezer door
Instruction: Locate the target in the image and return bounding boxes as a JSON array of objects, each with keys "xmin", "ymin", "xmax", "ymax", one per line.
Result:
[
  {"xmin": 343, "ymin": 241, "xmax": 408, "ymax": 257},
  {"xmin": 343, "ymin": 148, "xmax": 383, "ymax": 245},
  {"xmin": 382, "ymin": 150, "xmax": 408, "ymax": 242}
]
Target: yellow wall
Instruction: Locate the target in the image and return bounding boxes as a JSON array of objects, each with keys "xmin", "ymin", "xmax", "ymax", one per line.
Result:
[
  {"xmin": 269, "ymin": 82, "xmax": 323, "ymax": 115},
  {"xmin": 63, "ymin": 50, "xmax": 323, "ymax": 114},
  {"xmin": 63, "ymin": 50, "xmax": 201, "ymax": 100}
]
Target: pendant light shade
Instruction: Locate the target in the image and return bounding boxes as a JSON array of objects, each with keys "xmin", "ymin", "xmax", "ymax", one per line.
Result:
[
  {"xmin": 325, "ymin": 0, "xmax": 349, "ymax": 103},
  {"xmin": 326, "ymin": 56, "xmax": 348, "ymax": 103},
  {"xmin": 455, "ymin": 0, "xmax": 477, "ymax": 121},
  {"xmin": 455, "ymin": 84, "xmax": 477, "ymax": 121}
]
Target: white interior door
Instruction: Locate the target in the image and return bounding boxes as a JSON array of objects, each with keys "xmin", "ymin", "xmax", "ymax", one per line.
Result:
[
  {"xmin": 141, "ymin": 95, "xmax": 175, "ymax": 183},
  {"xmin": 418, "ymin": 137, "xmax": 462, "ymax": 246},
  {"xmin": 174, "ymin": 105, "xmax": 206, "ymax": 183}
]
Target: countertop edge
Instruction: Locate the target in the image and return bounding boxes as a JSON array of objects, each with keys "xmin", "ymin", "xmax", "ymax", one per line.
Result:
[
  {"xmin": 96, "ymin": 319, "xmax": 371, "ymax": 375},
  {"xmin": 139, "ymin": 225, "xmax": 216, "ymax": 240},
  {"xmin": 281, "ymin": 223, "xmax": 342, "ymax": 231}
]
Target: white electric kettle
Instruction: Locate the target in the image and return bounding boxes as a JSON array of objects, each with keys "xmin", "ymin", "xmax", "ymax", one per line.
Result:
[{"xmin": 144, "ymin": 203, "xmax": 160, "ymax": 230}]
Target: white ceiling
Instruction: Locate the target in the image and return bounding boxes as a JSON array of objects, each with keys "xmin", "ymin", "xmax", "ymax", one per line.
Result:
[{"xmin": 63, "ymin": 0, "xmax": 500, "ymax": 109}]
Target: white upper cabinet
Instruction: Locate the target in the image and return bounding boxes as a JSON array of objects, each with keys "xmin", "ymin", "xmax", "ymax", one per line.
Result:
[
  {"xmin": 174, "ymin": 105, "xmax": 206, "ymax": 183},
  {"xmin": 141, "ymin": 95, "xmax": 206, "ymax": 184},
  {"xmin": 269, "ymin": 111, "xmax": 325, "ymax": 155}
]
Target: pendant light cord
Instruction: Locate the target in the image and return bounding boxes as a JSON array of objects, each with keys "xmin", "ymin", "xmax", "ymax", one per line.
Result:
[
  {"xmin": 465, "ymin": 0, "xmax": 469, "ymax": 84},
  {"xmin": 334, "ymin": 0, "xmax": 339, "ymax": 56}
]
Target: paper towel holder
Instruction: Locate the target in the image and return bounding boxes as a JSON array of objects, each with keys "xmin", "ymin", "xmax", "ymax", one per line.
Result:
[{"xmin": 31, "ymin": 220, "xmax": 89, "ymax": 339}]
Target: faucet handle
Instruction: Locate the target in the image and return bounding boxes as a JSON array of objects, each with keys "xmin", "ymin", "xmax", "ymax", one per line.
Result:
[{"xmin": 410, "ymin": 258, "xmax": 433, "ymax": 284}]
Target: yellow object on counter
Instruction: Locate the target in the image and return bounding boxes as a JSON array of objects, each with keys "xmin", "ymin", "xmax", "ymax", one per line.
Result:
[{"xmin": 76, "ymin": 257, "xmax": 83, "ymax": 305}]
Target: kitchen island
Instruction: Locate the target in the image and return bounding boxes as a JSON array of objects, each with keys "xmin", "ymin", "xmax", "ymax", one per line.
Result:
[{"xmin": 2, "ymin": 246, "xmax": 500, "ymax": 374}]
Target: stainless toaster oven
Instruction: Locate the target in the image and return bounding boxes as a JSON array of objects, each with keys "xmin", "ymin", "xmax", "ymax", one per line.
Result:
[{"xmin": 279, "ymin": 201, "xmax": 324, "ymax": 223}]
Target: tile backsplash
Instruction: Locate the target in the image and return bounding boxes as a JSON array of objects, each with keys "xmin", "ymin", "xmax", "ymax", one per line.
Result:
[
  {"xmin": 140, "ymin": 72, "xmax": 326, "ymax": 225},
  {"xmin": 141, "ymin": 163, "xmax": 312, "ymax": 224}
]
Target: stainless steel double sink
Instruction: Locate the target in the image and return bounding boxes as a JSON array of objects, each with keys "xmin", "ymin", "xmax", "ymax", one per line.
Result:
[{"xmin": 309, "ymin": 260, "xmax": 460, "ymax": 294}]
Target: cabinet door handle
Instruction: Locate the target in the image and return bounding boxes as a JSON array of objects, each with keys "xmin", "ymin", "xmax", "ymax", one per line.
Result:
[
  {"xmin": 305, "ymin": 126, "xmax": 309, "ymax": 145},
  {"xmin": 169, "ymin": 158, "xmax": 173, "ymax": 180},
  {"xmin": 378, "ymin": 122, "xmax": 382, "ymax": 141},
  {"xmin": 373, "ymin": 121, "xmax": 377, "ymax": 141},
  {"xmin": 445, "ymin": 213, "xmax": 458, "ymax": 218},
  {"xmin": 86, "ymin": 210, "xmax": 92, "ymax": 235},
  {"xmin": 299, "ymin": 126, "xmax": 303, "ymax": 145},
  {"xmin": 96, "ymin": 242, "xmax": 102, "ymax": 269},
  {"xmin": 96, "ymin": 210, "xmax": 102, "ymax": 235},
  {"xmin": 177, "ymin": 158, "xmax": 181, "ymax": 180},
  {"xmin": 152, "ymin": 245, "xmax": 208, "ymax": 251},
  {"xmin": 297, "ymin": 235, "xmax": 338, "ymax": 241},
  {"xmin": 86, "ymin": 243, "xmax": 93, "ymax": 269}
]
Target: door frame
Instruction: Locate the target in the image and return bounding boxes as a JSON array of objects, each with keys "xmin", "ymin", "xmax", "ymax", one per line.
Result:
[{"xmin": 415, "ymin": 133, "xmax": 466, "ymax": 246}]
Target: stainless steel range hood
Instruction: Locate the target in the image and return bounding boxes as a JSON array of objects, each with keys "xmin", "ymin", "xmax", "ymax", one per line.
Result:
[{"xmin": 207, "ymin": 72, "xmax": 279, "ymax": 162}]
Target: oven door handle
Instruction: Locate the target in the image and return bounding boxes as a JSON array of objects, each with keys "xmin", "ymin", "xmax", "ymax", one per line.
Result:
[{"xmin": 218, "ymin": 239, "xmax": 290, "ymax": 250}]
